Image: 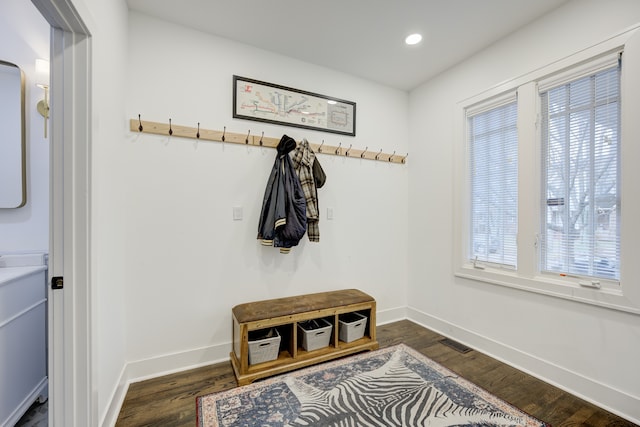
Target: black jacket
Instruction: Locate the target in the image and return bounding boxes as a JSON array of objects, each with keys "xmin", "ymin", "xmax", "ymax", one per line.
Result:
[{"xmin": 257, "ymin": 135, "xmax": 307, "ymax": 253}]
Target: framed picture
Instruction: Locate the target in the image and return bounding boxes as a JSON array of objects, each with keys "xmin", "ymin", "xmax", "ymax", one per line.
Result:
[{"xmin": 233, "ymin": 75, "xmax": 356, "ymax": 136}]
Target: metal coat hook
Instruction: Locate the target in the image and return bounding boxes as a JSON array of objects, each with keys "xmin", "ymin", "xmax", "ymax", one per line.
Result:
[
  {"xmin": 345, "ymin": 144, "xmax": 352, "ymax": 156},
  {"xmin": 318, "ymin": 140, "xmax": 324, "ymax": 153},
  {"xmin": 245, "ymin": 130, "xmax": 250, "ymax": 144},
  {"xmin": 375, "ymin": 149, "xmax": 382, "ymax": 160},
  {"xmin": 168, "ymin": 118, "xmax": 173, "ymax": 136},
  {"xmin": 335, "ymin": 143, "xmax": 342, "ymax": 155},
  {"xmin": 259, "ymin": 131, "xmax": 264, "ymax": 146},
  {"xmin": 402, "ymin": 153, "xmax": 408, "ymax": 164},
  {"xmin": 361, "ymin": 146, "xmax": 368, "ymax": 158},
  {"xmin": 196, "ymin": 122, "xmax": 200, "ymax": 139},
  {"xmin": 222, "ymin": 126, "xmax": 226, "ymax": 142},
  {"xmin": 388, "ymin": 151, "xmax": 396, "ymax": 162},
  {"xmin": 138, "ymin": 114, "xmax": 143, "ymax": 132}
]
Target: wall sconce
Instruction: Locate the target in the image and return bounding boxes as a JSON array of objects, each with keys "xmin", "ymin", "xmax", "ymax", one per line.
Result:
[{"xmin": 35, "ymin": 59, "xmax": 50, "ymax": 138}]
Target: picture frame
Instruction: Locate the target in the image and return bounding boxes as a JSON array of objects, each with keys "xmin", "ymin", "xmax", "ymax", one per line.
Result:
[{"xmin": 233, "ymin": 75, "xmax": 356, "ymax": 136}]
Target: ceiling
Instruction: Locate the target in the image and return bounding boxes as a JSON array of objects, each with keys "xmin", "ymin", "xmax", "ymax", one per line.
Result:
[{"xmin": 126, "ymin": 0, "xmax": 570, "ymax": 91}]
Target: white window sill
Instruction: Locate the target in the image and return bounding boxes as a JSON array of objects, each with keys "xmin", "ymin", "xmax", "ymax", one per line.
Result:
[{"xmin": 455, "ymin": 265, "xmax": 640, "ymax": 315}]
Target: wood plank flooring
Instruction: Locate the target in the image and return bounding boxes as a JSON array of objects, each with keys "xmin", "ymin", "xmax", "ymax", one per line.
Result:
[{"xmin": 115, "ymin": 320, "xmax": 637, "ymax": 426}]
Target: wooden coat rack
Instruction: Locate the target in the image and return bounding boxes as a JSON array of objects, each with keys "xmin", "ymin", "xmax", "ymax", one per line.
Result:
[{"xmin": 129, "ymin": 117, "xmax": 407, "ymax": 164}]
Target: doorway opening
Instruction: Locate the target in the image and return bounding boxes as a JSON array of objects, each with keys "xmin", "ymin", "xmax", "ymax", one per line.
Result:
[{"xmin": 31, "ymin": 1, "xmax": 93, "ymax": 426}]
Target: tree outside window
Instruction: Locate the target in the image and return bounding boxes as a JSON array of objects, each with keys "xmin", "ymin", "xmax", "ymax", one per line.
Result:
[{"xmin": 541, "ymin": 66, "xmax": 620, "ymax": 281}]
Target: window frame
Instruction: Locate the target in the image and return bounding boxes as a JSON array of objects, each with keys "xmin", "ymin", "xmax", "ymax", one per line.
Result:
[
  {"xmin": 538, "ymin": 58, "xmax": 621, "ymax": 283},
  {"xmin": 453, "ymin": 25, "xmax": 640, "ymax": 314},
  {"xmin": 466, "ymin": 91, "xmax": 519, "ymax": 270}
]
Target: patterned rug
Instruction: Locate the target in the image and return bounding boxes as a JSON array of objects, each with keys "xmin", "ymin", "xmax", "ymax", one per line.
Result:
[{"xmin": 197, "ymin": 344, "xmax": 549, "ymax": 426}]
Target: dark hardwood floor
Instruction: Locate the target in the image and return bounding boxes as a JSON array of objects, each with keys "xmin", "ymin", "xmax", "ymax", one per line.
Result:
[{"xmin": 115, "ymin": 320, "xmax": 637, "ymax": 426}]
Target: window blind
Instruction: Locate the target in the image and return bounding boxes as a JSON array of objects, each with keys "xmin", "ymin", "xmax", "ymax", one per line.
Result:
[
  {"xmin": 540, "ymin": 58, "xmax": 620, "ymax": 281},
  {"xmin": 467, "ymin": 94, "xmax": 518, "ymax": 268}
]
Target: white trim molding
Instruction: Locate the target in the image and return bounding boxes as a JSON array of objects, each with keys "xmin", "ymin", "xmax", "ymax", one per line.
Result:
[
  {"xmin": 406, "ymin": 306, "xmax": 640, "ymax": 425},
  {"xmin": 31, "ymin": 1, "xmax": 93, "ymax": 426},
  {"xmin": 100, "ymin": 342, "xmax": 231, "ymax": 427}
]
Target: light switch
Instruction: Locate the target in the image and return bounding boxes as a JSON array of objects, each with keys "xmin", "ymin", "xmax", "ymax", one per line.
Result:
[
  {"xmin": 327, "ymin": 207, "xmax": 334, "ymax": 220},
  {"xmin": 233, "ymin": 206, "xmax": 243, "ymax": 221}
]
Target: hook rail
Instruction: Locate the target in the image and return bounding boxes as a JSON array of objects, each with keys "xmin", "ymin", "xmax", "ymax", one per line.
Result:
[{"xmin": 130, "ymin": 118, "xmax": 407, "ymax": 164}]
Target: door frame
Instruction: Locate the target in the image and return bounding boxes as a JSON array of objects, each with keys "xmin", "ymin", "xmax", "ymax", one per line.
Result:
[{"xmin": 30, "ymin": 1, "xmax": 93, "ymax": 426}]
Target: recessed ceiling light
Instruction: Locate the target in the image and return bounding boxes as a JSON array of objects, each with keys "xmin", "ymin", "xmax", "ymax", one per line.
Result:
[{"xmin": 405, "ymin": 33, "xmax": 422, "ymax": 45}]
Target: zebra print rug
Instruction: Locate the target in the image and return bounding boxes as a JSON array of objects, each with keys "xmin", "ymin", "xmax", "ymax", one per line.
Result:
[{"xmin": 197, "ymin": 344, "xmax": 549, "ymax": 426}]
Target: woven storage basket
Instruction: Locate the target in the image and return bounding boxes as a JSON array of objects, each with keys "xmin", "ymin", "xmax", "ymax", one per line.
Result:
[
  {"xmin": 298, "ymin": 318, "xmax": 332, "ymax": 351},
  {"xmin": 248, "ymin": 328, "xmax": 280, "ymax": 364},
  {"xmin": 338, "ymin": 312, "xmax": 367, "ymax": 343}
]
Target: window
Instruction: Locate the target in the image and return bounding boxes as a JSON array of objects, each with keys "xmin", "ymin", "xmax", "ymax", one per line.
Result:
[
  {"xmin": 467, "ymin": 95, "xmax": 518, "ymax": 268},
  {"xmin": 540, "ymin": 61, "xmax": 620, "ymax": 282},
  {"xmin": 453, "ymin": 26, "xmax": 640, "ymax": 313}
]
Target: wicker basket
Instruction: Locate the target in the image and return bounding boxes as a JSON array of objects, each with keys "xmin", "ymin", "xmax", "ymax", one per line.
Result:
[
  {"xmin": 338, "ymin": 312, "xmax": 368, "ymax": 343},
  {"xmin": 248, "ymin": 328, "xmax": 281, "ymax": 364},
  {"xmin": 298, "ymin": 318, "xmax": 332, "ymax": 351}
]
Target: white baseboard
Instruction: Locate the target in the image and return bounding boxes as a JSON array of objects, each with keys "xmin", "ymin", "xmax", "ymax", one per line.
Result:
[
  {"xmin": 406, "ymin": 306, "xmax": 640, "ymax": 425},
  {"xmin": 101, "ymin": 306, "xmax": 639, "ymax": 426},
  {"xmin": 100, "ymin": 342, "xmax": 231, "ymax": 427},
  {"xmin": 100, "ymin": 307, "xmax": 409, "ymax": 426},
  {"xmin": 124, "ymin": 342, "xmax": 232, "ymax": 384},
  {"xmin": 376, "ymin": 306, "xmax": 407, "ymax": 325},
  {"xmin": 100, "ymin": 366, "xmax": 128, "ymax": 427}
]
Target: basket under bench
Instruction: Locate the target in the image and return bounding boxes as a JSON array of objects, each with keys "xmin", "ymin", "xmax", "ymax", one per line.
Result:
[{"xmin": 230, "ymin": 288, "xmax": 378, "ymax": 385}]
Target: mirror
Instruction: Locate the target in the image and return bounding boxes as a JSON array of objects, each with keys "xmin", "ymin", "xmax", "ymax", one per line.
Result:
[{"xmin": 0, "ymin": 60, "xmax": 26, "ymax": 208}]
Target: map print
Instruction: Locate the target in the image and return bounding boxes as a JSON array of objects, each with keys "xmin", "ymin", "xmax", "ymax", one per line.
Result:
[{"xmin": 234, "ymin": 77, "xmax": 355, "ymax": 136}]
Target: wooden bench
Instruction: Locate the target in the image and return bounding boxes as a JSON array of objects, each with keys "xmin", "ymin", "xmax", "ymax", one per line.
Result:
[{"xmin": 230, "ymin": 289, "xmax": 378, "ymax": 385}]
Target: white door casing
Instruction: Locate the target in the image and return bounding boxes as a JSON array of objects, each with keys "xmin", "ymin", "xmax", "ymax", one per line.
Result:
[{"xmin": 30, "ymin": 1, "xmax": 93, "ymax": 426}]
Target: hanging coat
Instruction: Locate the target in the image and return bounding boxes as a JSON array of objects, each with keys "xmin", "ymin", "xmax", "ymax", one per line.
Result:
[
  {"xmin": 257, "ymin": 135, "xmax": 307, "ymax": 254},
  {"xmin": 290, "ymin": 139, "xmax": 326, "ymax": 242}
]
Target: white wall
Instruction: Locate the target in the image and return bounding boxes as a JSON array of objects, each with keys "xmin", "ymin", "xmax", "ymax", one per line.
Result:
[
  {"xmin": 0, "ymin": 0, "xmax": 49, "ymax": 252},
  {"xmin": 408, "ymin": 0, "xmax": 640, "ymax": 423},
  {"xmin": 124, "ymin": 11, "xmax": 408, "ymax": 374},
  {"xmin": 81, "ymin": 0, "xmax": 130, "ymax": 424},
  {"xmin": 60, "ymin": 1, "xmax": 640, "ymax": 425}
]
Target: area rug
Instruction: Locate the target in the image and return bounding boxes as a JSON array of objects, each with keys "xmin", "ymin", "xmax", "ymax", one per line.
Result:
[{"xmin": 196, "ymin": 344, "xmax": 550, "ymax": 426}]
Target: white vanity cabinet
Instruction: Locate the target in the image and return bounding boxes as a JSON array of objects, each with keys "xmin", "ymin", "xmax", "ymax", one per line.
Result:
[{"xmin": 0, "ymin": 266, "xmax": 48, "ymax": 427}]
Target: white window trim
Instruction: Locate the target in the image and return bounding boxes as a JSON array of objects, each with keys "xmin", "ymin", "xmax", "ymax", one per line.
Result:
[
  {"xmin": 453, "ymin": 24, "xmax": 640, "ymax": 315},
  {"xmin": 466, "ymin": 90, "xmax": 519, "ymax": 271}
]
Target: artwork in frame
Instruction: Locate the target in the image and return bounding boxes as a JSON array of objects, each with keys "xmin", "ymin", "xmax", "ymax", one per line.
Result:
[{"xmin": 233, "ymin": 75, "xmax": 356, "ymax": 136}]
